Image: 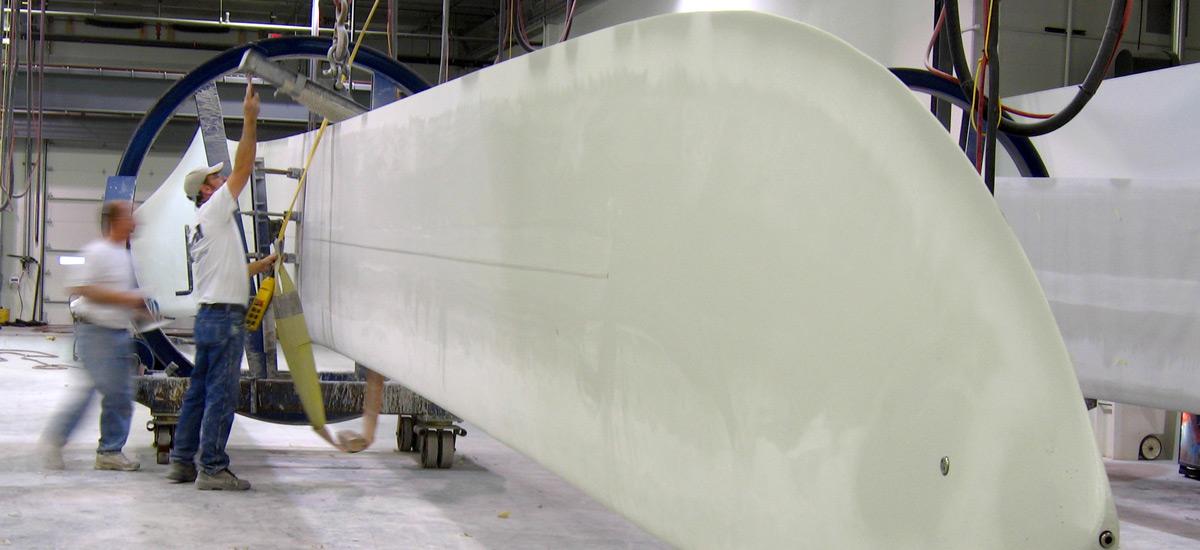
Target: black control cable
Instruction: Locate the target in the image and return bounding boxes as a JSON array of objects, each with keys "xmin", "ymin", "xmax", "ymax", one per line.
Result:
[{"xmin": 942, "ymin": 0, "xmax": 1131, "ymax": 138}]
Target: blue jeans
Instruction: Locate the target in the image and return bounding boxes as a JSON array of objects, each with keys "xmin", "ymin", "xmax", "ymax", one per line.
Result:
[
  {"xmin": 45, "ymin": 323, "xmax": 135, "ymax": 454},
  {"xmin": 171, "ymin": 307, "xmax": 245, "ymax": 475}
]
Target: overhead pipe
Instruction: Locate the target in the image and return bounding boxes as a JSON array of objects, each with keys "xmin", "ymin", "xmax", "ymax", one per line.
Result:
[
  {"xmin": 13, "ymin": 60, "xmax": 374, "ymax": 87},
  {"xmin": 9, "ymin": 108, "xmax": 308, "ymax": 125},
  {"xmin": 238, "ymin": 50, "xmax": 367, "ymax": 122},
  {"xmin": 35, "ymin": 9, "xmax": 495, "ymax": 43}
]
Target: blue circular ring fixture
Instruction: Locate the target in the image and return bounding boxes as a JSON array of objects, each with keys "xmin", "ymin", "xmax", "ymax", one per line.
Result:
[
  {"xmin": 117, "ymin": 36, "xmax": 431, "ymax": 178},
  {"xmin": 118, "ymin": 37, "xmax": 431, "ymax": 374}
]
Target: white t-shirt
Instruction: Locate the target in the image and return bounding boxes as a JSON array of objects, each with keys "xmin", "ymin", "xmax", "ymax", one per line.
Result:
[
  {"xmin": 69, "ymin": 239, "xmax": 138, "ymax": 330},
  {"xmin": 190, "ymin": 185, "xmax": 250, "ymax": 305}
]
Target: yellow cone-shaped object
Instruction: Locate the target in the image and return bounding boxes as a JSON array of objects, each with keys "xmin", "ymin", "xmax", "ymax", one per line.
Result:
[{"xmin": 272, "ymin": 266, "xmax": 327, "ymax": 430}]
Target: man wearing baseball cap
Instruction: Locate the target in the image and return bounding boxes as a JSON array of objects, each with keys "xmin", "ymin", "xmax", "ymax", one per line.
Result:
[{"xmin": 167, "ymin": 82, "xmax": 276, "ymax": 490}]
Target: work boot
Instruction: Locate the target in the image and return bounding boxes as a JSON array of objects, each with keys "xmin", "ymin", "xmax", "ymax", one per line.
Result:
[
  {"xmin": 196, "ymin": 469, "xmax": 251, "ymax": 491},
  {"xmin": 165, "ymin": 462, "xmax": 198, "ymax": 483},
  {"xmin": 94, "ymin": 452, "xmax": 140, "ymax": 471}
]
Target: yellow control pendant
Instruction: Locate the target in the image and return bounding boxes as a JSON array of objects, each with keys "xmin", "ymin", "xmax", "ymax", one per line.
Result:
[{"xmin": 245, "ymin": 275, "xmax": 275, "ymax": 331}]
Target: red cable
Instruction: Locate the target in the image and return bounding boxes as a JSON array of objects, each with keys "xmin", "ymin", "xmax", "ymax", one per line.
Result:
[
  {"xmin": 975, "ymin": 0, "xmax": 990, "ymax": 175},
  {"xmin": 1104, "ymin": 0, "xmax": 1132, "ymax": 72},
  {"xmin": 975, "ymin": 84, "xmax": 985, "ymax": 172},
  {"xmin": 1002, "ymin": 106, "xmax": 1053, "ymax": 119}
]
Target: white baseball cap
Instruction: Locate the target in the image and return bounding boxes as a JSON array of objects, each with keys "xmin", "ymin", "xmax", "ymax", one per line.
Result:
[{"xmin": 183, "ymin": 162, "xmax": 224, "ymax": 200}]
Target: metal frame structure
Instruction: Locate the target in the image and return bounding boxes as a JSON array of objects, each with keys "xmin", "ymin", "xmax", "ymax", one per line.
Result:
[
  {"xmin": 107, "ymin": 37, "xmax": 466, "ymax": 467},
  {"xmin": 106, "ymin": 36, "xmax": 430, "ymax": 374},
  {"xmin": 139, "ymin": 369, "xmax": 461, "ymax": 465}
]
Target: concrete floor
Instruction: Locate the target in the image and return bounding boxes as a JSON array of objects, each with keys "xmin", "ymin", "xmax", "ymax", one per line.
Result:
[
  {"xmin": 1109, "ymin": 460, "xmax": 1200, "ymax": 549},
  {"xmin": 1, "ymin": 328, "xmax": 1200, "ymax": 549},
  {"xmin": 0, "ymin": 329, "xmax": 665, "ymax": 549}
]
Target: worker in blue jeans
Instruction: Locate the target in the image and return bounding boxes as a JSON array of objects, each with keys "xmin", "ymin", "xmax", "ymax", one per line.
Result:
[
  {"xmin": 167, "ymin": 81, "xmax": 275, "ymax": 490},
  {"xmin": 42, "ymin": 201, "xmax": 146, "ymax": 471},
  {"xmin": 169, "ymin": 307, "xmax": 253, "ymax": 486}
]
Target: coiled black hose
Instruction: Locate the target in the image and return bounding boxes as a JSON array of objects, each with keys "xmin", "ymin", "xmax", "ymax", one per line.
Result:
[{"xmin": 942, "ymin": 0, "xmax": 1130, "ymax": 137}]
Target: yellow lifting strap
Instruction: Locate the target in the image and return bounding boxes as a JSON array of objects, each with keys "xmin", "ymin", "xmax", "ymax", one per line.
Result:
[
  {"xmin": 272, "ymin": 267, "xmax": 323, "ymax": 426},
  {"xmin": 272, "ymin": 266, "xmax": 348, "ymax": 447},
  {"xmin": 242, "ymin": 118, "xmax": 327, "ymax": 332},
  {"xmin": 244, "ymin": 0, "xmax": 380, "ymax": 331},
  {"xmin": 242, "ymin": 0, "xmax": 384, "ymax": 448}
]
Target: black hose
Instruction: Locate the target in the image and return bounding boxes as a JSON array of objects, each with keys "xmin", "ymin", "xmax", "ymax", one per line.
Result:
[
  {"xmin": 31, "ymin": 177, "xmax": 45, "ymax": 322},
  {"xmin": 942, "ymin": 0, "xmax": 1129, "ymax": 137},
  {"xmin": 984, "ymin": 0, "xmax": 1000, "ymax": 193},
  {"xmin": 941, "ymin": 1, "xmax": 974, "ymax": 94},
  {"xmin": 957, "ymin": 107, "xmax": 971, "ymax": 150}
]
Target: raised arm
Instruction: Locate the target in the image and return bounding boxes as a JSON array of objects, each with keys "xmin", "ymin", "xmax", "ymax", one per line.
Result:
[{"xmin": 225, "ymin": 81, "xmax": 260, "ymax": 199}]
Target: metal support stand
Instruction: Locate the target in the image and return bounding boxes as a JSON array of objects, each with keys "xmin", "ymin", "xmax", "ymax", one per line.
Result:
[
  {"xmin": 109, "ymin": 36, "xmax": 438, "ymax": 463},
  {"xmin": 135, "ymin": 374, "xmax": 465, "ymax": 468},
  {"xmin": 246, "ymin": 158, "xmax": 279, "ymax": 379}
]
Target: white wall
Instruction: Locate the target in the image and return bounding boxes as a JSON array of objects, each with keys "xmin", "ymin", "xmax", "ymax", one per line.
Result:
[
  {"xmin": 998, "ymin": 0, "xmax": 1200, "ymax": 96},
  {"xmin": 0, "ymin": 140, "xmax": 182, "ymax": 323}
]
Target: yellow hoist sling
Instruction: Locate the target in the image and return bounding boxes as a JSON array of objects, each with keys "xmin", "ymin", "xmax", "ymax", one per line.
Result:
[{"xmin": 239, "ymin": 0, "xmax": 384, "ymax": 449}]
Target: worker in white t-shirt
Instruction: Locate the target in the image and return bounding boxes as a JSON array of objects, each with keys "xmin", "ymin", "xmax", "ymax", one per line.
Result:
[
  {"xmin": 42, "ymin": 201, "xmax": 146, "ymax": 471},
  {"xmin": 166, "ymin": 82, "xmax": 276, "ymax": 491}
]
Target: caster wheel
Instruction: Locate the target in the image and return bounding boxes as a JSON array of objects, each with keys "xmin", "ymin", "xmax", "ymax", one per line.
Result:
[
  {"xmin": 397, "ymin": 416, "xmax": 417, "ymax": 453},
  {"xmin": 420, "ymin": 430, "xmax": 440, "ymax": 468},
  {"xmin": 418, "ymin": 430, "xmax": 457, "ymax": 469},
  {"xmin": 437, "ymin": 431, "xmax": 456, "ymax": 469},
  {"xmin": 156, "ymin": 451, "xmax": 169, "ymax": 465},
  {"xmin": 1140, "ymin": 434, "xmax": 1162, "ymax": 461},
  {"xmin": 154, "ymin": 427, "xmax": 173, "ymax": 447}
]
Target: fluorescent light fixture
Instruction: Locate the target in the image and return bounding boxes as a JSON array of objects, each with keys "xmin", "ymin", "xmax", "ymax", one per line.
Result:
[
  {"xmin": 58, "ymin": 256, "xmax": 85, "ymax": 266},
  {"xmin": 676, "ymin": 0, "xmax": 760, "ymax": 12}
]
